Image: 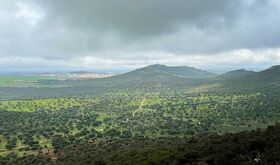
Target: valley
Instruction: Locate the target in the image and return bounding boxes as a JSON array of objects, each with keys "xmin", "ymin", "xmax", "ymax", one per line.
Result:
[{"xmin": 0, "ymin": 64, "xmax": 280, "ymax": 164}]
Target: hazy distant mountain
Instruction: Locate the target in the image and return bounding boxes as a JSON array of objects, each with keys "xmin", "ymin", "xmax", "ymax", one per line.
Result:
[
  {"xmin": 220, "ymin": 65, "xmax": 280, "ymax": 80},
  {"xmin": 258, "ymin": 65, "xmax": 280, "ymax": 78},
  {"xmin": 220, "ymin": 69, "xmax": 255, "ymax": 79},
  {"xmin": 243, "ymin": 65, "xmax": 280, "ymax": 83},
  {"xmin": 119, "ymin": 64, "xmax": 214, "ymax": 78},
  {"xmin": 218, "ymin": 65, "xmax": 280, "ymax": 93},
  {"xmin": 96, "ymin": 64, "xmax": 216, "ymax": 88},
  {"xmin": 0, "ymin": 64, "xmax": 279, "ymax": 99},
  {"xmin": 252, "ymin": 65, "xmax": 280, "ymax": 89}
]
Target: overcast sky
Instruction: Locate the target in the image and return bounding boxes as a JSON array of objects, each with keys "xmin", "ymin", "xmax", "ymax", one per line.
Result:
[{"xmin": 0, "ymin": 0, "xmax": 280, "ymax": 70}]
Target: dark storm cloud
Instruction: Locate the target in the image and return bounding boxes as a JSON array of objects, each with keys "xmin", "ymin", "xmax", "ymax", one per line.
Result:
[
  {"xmin": 36, "ymin": 0, "xmax": 280, "ymax": 54},
  {"xmin": 40, "ymin": 0, "xmax": 238, "ymax": 37},
  {"xmin": 0, "ymin": 0, "xmax": 280, "ymax": 68}
]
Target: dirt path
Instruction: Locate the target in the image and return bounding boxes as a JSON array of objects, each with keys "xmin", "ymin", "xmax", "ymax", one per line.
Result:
[
  {"xmin": 132, "ymin": 98, "xmax": 146, "ymax": 117},
  {"xmin": 139, "ymin": 98, "xmax": 146, "ymax": 109},
  {"xmin": 42, "ymin": 148, "xmax": 58, "ymax": 160}
]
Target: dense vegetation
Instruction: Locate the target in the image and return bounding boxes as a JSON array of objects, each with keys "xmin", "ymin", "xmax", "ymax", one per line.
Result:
[
  {"xmin": 50, "ymin": 123, "xmax": 280, "ymax": 165},
  {"xmin": 2, "ymin": 124, "xmax": 280, "ymax": 164},
  {"xmin": 0, "ymin": 64, "xmax": 279, "ymax": 164}
]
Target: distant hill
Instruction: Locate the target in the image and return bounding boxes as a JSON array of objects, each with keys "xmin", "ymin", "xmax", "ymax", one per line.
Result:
[
  {"xmin": 257, "ymin": 65, "xmax": 280, "ymax": 79},
  {"xmin": 217, "ymin": 65, "xmax": 280, "ymax": 93},
  {"xmin": 82, "ymin": 64, "xmax": 280, "ymax": 93},
  {"xmin": 220, "ymin": 69, "xmax": 255, "ymax": 79},
  {"xmin": 101, "ymin": 64, "xmax": 216, "ymax": 87},
  {"xmin": 126, "ymin": 64, "xmax": 215, "ymax": 78},
  {"xmin": 220, "ymin": 65, "xmax": 280, "ymax": 81},
  {"xmin": 253, "ymin": 65, "xmax": 280, "ymax": 93},
  {"xmin": 0, "ymin": 64, "xmax": 279, "ymax": 99}
]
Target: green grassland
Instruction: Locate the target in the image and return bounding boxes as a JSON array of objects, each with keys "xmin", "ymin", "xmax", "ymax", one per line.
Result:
[
  {"xmin": 0, "ymin": 75, "xmax": 48, "ymax": 84},
  {"xmin": 0, "ymin": 75, "xmax": 65, "ymax": 88},
  {"xmin": 0, "ymin": 98, "xmax": 86, "ymax": 112}
]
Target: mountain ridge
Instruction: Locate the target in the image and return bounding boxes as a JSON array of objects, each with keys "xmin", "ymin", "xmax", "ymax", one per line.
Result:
[
  {"xmin": 220, "ymin": 69, "xmax": 255, "ymax": 79},
  {"xmin": 117, "ymin": 64, "xmax": 215, "ymax": 79}
]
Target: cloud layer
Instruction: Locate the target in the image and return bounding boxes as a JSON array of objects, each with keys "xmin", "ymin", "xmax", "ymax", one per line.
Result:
[{"xmin": 0, "ymin": 0, "xmax": 280, "ymax": 69}]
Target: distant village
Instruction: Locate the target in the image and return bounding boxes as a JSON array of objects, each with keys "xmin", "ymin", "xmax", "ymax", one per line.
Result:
[{"xmin": 43, "ymin": 72, "xmax": 114, "ymax": 80}]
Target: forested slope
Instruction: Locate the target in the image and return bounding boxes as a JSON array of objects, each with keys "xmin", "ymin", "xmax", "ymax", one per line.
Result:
[{"xmin": 2, "ymin": 124, "xmax": 280, "ymax": 165}]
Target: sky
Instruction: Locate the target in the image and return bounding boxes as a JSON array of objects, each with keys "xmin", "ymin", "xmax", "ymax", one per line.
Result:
[{"xmin": 0, "ymin": 0, "xmax": 280, "ymax": 71}]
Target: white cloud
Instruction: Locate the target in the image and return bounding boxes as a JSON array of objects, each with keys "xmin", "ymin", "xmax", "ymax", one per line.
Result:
[
  {"xmin": 1, "ymin": 49, "xmax": 279, "ymax": 70},
  {"xmin": 15, "ymin": 2, "xmax": 44, "ymax": 26}
]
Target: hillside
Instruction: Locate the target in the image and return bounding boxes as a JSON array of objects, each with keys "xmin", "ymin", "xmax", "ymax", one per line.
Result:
[
  {"xmin": 56, "ymin": 124, "xmax": 280, "ymax": 165},
  {"xmin": 216, "ymin": 65, "xmax": 280, "ymax": 94},
  {"xmin": 220, "ymin": 65, "xmax": 280, "ymax": 81},
  {"xmin": 256, "ymin": 65, "xmax": 280, "ymax": 81},
  {"xmin": 4, "ymin": 124, "xmax": 280, "ymax": 165}
]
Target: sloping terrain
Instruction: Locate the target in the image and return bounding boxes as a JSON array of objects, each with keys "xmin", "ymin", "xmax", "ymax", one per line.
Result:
[
  {"xmin": 216, "ymin": 65, "xmax": 280, "ymax": 94},
  {"xmin": 3, "ymin": 124, "xmax": 280, "ymax": 165}
]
